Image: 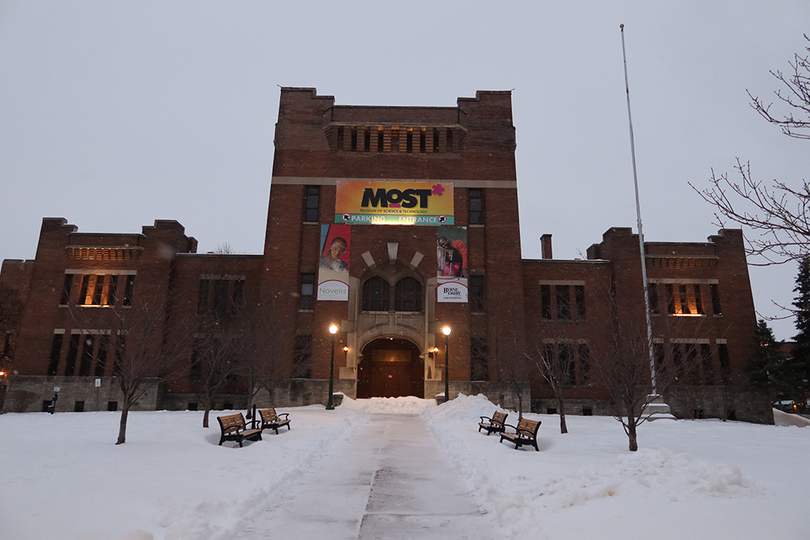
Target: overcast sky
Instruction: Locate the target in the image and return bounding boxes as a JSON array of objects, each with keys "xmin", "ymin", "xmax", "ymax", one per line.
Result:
[{"xmin": 1, "ymin": 1, "xmax": 808, "ymax": 339}]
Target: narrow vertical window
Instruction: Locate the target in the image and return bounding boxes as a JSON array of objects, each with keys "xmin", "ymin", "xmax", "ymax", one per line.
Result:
[
  {"xmin": 113, "ymin": 335, "xmax": 126, "ymax": 376},
  {"xmin": 95, "ymin": 334, "xmax": 108, "ymax": 377},
  {"xmin": 79, "ymin": 335, "xmax": 95, "ymax": 376},
  {"xmin": 701, "ymin": 343, "xmax": 713, "ymax": 385},
  {"xmin": 233, "ymin": 279, "xmax": 245, "ymax": 308},
  {"xmin": 419, "ymin": 128, "xmax": 426, "ymax": 153},
  {"xmin": 350, "ymin": 126, "xmax": 357, "ymax": 152},
  {"xmin": 446, "ymin": 128, "xmax": 453, "ymax": 151},
  {"xmin": 197, "ymin": 279, "xmax": 210, "ymax": 314},
  {"xmin": 78, "ymin": 275, "xmax": 90, "ymax": 305},
  {"xmin": 108, "ymin": 275, "xmax": 118, "ymax": 306},
  {"xmin": 694, "ymin": 284, "xmax": 704, "ymax": 314},
  {"xmin": 678, "ymin": 284, "xmax": 690, "ymax": 314},
  {"xmin": 470, "ymin": 337, "xmax": 489, "ymax": 381},
  {"xmin": 92, "ymin": 275, "xmax": 105, "ymax": 305},
  {"xmin": 299, "ymin": 272, "xmax": 315, "ymax": 310},
  {"xmin": 406, "ymin": 128, "xmax": 413, "ymax": 153},
  {"xmin": 123, "ymin": 275, "xmax": 135, "ymax": 306},
  {"xmin": 364, "ymin": 127, "xmax": 371, "ymax": 152},
  {"xmin": 647, "ymin": 283, "xmax": 659, "ymax": 314},
  {"xmin": 292, "ymin": 335, "xmax": 312, "ymax": 378},
  {"xmin": 710, "ymin": 284, "xmax": 722, "ymax": 315},
  {"xmin": 377, "ymin": 126, "xmax": 384, "ymax": 152},
  {"xmin": 574, "ymin": 285, "xmax": 586, "ymax": 319},
  {"xmin": 540, "ymin": 285, "xmax": 551, "ymax": 319},
  {"xmin": 65, "ymin": 334, "xmax": 80, "ymax": 376},
  {"xmin": 559, "ymin": 343, "xmax": 574, "ymax": 385},
  {"xmin": 718, "ymin": 344, "xmax": 730, "ymax": 382},
  {"xmin": 304, "ymin": 185, "xmax": 320, "ymax": 222},
  {"xmin": 665, "ymin": 284, "xmax": 675, "ymax": 314},
  {"xmin": 47, "ymin": 333, "xmax": 63, "ymax": 376},
  {"xmin": 469, "ymin": 276, "xmax": 485, "ymax": 312},
  {"xmin": 214, "ymin": 280, "xmax": 228, "ymax": 317},
  {"xmin": 556, "ymin": 285, "xmax": 571, "ymax": 320},
  {"xmin": 578, "ymin": 343, "xmax": 590, "ymax": 384},
  {"xmin": 469, "ymin": 189, "xmax": 484, "ymax": 225},
  {"xmin": 60, "ymin": 274, "xmax": 73, "ymax": 305},
  {"xmin": 336, "ymin": 126, "xmax": 344, "ymax": 150}
]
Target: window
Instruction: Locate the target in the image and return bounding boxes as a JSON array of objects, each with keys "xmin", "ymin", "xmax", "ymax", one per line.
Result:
[
  {"xmin": 107, "ymin": 401, "xmax": 118, "ymax": 411},
  {"xmin": 299, "ymin": 273, "xmax": 315, "ymax": 310},
  {"xmin": 293, "ymin": 335, "xmax": 312, "ymax": 378},
  {"xmin": 304, "ymin": 185, "xmax": 320, "ymax": 222},
  {"xmin": 469, "ymin": 276, "xmax": 485, "ymax": 312},
  {"xmin": 123, "ymin": 275, "xmax": 135, "ymax": 306},
  {"xmin": 433, "ymin": 128, "xmax": 440, "ymax": 153},
  {"xmin": 337, "ymin": 126, "xmax": 344, "ymax": 150},
  {"xmin": 710, "ymin": 284, "xmax": 722, "ymax": 315},
  {"xmin": 556, "ymin": 285, "xmax": 571, "ymax": 320},
  {"xmin": 718, "ymin": 343, "xmax": 730, "ymax": 382},
  {"xmin": 469, "ymin": 189, "xmax": 484, "ymax": 225},
  {"xmin": 470, "ymin": 337, "xmax": 489, "ymax": 381},
  {"xmin": 446, "ymin": 128, "xmax": 453, "ymax": 151},
  {"xmin": 362, "ymin": 277, "xmax": 390, "ymax": 312},
  {"xmin": 540, "ymin": 285, "xmax": 551, "ymax": 319},
  {"xmin": 113, "ymin": 335, "xmax": 126, "ymax": 376},
  {"xmin": 95, "ymin": 334, "xmax": 108, "ymax": 377},
  {"xmin": 198, "ymin": 278, "xmax": 245, "ymax": 317},
  {"xmin": 701, "ymin": 343, "xmax": 713, "ymax": 384},
  {"xmin": 419, "ymin": 128, "xmax": 426, "ymax": 154},
  {"xmin": 350, "ymin": 126, "xmax": 357, "ymax": 152},
  {"xmin": 364, "ymin": 127, "xmax": 370, "ymax": 152},
  {"xmin": 663, "ymin": 282, "xmax": 706, "ymax": 316},
  {"xmin": 394, "ymin": 277, "xmax": 422, "ymax": 312},
  {"xmin": 74, "ymin": 401, "xmax": 85, "ymax": 412},
  {"xmin": 578, "ymin": 343, "xmax": 590, "ymax": 384},
  {"xmin": 64, "ymin": 334, "xmax": 80, "ymax": 376},
  {"xmin": 559, "ymin": 343, "xmax": 574, "ymax": 385},
  {"xmin": 378, "ymin": 126, "xmax": 384, "ymax": 152},
  {"xmin": 47, "ymin": 333, "xmax": 63, "ymax": 376},
  {"xmin": 406, "ymin": 128, "xmax": 413, "ymax": 153},
  {"xmin": 574, "ymin": 285, "xmax": 586, "ymax": 319},
  {"xmin": 79, "ymin": 335, "xmax": 94, "ymax": 376}
]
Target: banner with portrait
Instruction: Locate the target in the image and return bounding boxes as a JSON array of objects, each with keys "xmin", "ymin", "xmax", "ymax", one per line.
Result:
[
  {"xmin": 318, "ymin": 224, "xmax": 350, "ymax": 301},
  {"xmin": 437, "ymin": 226, "xmax": 468, "ymax": 303}
]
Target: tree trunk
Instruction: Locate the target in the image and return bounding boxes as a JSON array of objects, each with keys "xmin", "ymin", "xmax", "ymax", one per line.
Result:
[
  {"xmin": 203, "ymin": 407, "xmax": 210, "ymax": 428},
  {"xmin": 557, "ymin": 396, "xmax": 568, "ymax": 434},
  {"xmin": 627, "ymin": 418, "xmax": 638, "ymax": 451},
  {"xmin": 116, "ymin": 406, "xmax": 129, "ymax": 445}
]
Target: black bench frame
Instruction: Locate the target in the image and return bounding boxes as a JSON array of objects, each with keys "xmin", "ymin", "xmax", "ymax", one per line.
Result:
[
  {"xmin": 499, "ymin": 417, "xmax": 541, "ymax": 451},
  {"xmin": 478, "ymin": 411, "xmax": 508, "ymax": 435},
  {"xmin": 217, "ymin": 412, "xmax": 263, "ymax": 447},
  {"xmin": 258, "ymin": 408, "xmax": 291, "ymax": 434}
]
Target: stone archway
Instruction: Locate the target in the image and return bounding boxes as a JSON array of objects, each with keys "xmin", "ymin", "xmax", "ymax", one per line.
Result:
[{"xmin": 356, "ymin": 338, "xmax": 423, "ymax": 398}]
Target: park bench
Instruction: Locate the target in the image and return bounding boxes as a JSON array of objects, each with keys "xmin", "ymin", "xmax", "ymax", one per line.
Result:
[
  {"xmin": 217, "ymin": 412, "xmax": 263, "ymax": 447},
  {"xmin": 258, "ymin": 408, "xmax": 291, "ymax": 434},
  {"xmin": 478, "ymin": 411, "xmax": 508, "ymax": 435},
  {"xmin": 499, "ymin": 417, "xmax": 541, "ymax": 451}
]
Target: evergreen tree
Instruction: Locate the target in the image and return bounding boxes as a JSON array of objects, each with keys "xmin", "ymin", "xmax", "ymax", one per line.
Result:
[
  {"xmin": 747, "ymin": 320, "xmax": 786, "ymax": 397},
  {"xmin": 788, "ymin": 257, "xmax": 810, "ymax": 398}
]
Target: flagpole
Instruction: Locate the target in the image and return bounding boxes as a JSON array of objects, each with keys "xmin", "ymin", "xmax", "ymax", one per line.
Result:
[{"xmin": 620, "ymin": 23, "xmax": 658, "ymax": 395}]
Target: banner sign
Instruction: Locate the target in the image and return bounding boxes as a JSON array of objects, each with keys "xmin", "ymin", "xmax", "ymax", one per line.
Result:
[
  {"xmin": 334, "ymin": 180, "xmax": 454, "ymax": 225},
  {"xmin": 318, "ymin": 224, "xmax": 350, "ymax": 301},
  {"xmin": 437, "ymin": 226, "xmax": 468, "ymax": 303}
]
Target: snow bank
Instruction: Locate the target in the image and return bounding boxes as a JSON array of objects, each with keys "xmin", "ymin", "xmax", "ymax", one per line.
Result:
[{"xmin": 342, "ymin": 395, "xmax": 435, "ymax": 414}]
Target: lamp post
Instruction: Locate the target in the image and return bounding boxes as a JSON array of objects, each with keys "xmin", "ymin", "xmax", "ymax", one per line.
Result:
[
  {"xmin": 442, "ymin": 326, "xmax": 451, "ymax": 403},
  {"xmin": 326, "ymin": 324, "xmax": 338, "ymax": 410}
]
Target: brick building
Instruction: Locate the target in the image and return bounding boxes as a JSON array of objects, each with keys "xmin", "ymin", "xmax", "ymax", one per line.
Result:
[{"xmin": 0, "ymin": 88, "xmax": 770, "ymax": 422}]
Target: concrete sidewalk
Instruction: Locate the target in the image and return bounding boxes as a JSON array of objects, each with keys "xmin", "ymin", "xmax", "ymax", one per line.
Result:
[{"xmin": 235, "ymin": 414, "xmax": 495, "ymax": 539}]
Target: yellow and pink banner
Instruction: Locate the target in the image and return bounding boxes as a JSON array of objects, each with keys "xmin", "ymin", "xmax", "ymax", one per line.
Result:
[{"xmin": 335, "ymin": 180, "xmax": 454, "ymax": 225}]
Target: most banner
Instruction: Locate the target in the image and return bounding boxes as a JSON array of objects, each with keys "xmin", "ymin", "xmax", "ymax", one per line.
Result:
[{"xmin": 334, "ymin": 180, "xmax": 454, "ymax": 225}]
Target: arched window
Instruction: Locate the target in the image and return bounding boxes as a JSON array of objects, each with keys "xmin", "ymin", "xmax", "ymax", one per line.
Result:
[
  {"xmin": 362, "ymin": 277, "xmax": 389, "ymax": 311},
  {"xmin": 395, "ymin": 277, "xmax": 423, "ymax": 312}
]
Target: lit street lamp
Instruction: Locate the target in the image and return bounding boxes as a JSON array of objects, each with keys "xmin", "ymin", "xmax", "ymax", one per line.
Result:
[
  {"xmin": 326, "ymin": 324, "xmax": 338, "ymax": 410},
  {"xmin": 442, "ymin": 326, "xmax": 451, "ymax": 403}
]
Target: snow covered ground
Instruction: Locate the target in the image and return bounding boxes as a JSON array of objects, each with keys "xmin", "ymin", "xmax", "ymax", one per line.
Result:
[{"xmin": 1, "ymin": 395, "xmax": 807, "ymax": 540}]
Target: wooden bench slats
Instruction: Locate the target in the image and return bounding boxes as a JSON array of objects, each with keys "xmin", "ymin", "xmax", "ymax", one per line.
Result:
[
  {"xmin": 499, "ymin": 417, "xmax": 541, "ymax": 451},
  {"xmin": 478, "ymin": 411, "xmax": 508, "ymax": 435},
  {"xmin": 258, "ymin": 408, "xmax": 291, "ymax": 434},
  {"xmin": 217, "ymin": 412, "xmax": 263, "ymax": 447}
]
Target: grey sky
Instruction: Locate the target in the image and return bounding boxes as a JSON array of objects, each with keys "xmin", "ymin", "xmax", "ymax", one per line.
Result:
[{"xmin": 1, "ymin": 1, "xmax": 808, "ymax": 339}]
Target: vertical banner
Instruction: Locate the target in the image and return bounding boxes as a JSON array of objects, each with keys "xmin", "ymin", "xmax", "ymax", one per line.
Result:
[
  {"xmin": 318, "ymin": 224, "xmax": 350, "ymax": 301},
  {"xmin": 437, "ymin": 226, "xmax": 468, "ymax": 303}
]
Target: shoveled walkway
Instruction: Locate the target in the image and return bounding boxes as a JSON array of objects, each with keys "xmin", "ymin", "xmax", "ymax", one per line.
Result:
[{"xmin": 235, "ymin": 414, "xmax": 495, "ymax": 540}]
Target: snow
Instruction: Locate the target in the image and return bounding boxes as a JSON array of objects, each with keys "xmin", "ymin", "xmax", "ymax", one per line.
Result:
[{"xmin": 1, "ymin": 395, "xmax": 808, "ymax": 540}]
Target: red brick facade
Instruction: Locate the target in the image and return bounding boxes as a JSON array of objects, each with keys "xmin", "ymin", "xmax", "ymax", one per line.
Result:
[{"xmin": 0, "ymin": 88, "xmax": 767, "ymax": 421}]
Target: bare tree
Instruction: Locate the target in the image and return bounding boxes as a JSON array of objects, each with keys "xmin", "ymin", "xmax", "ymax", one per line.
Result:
[
  {"xmin": 489, "ymin": 325, "xmax": 534, "ymax": 419},
  {"xmin": 692, "ymin": 36, "xmax": 810, "ymax": 264},
  {"xmin": 531, "ymin": 339, "xmax": 575, "ymax": 434}
]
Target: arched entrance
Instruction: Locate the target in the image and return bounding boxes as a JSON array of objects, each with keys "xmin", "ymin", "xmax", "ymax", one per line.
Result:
[{"xmin": 357, "ymin": 338, "xmax": 424, "ymax": 398}]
